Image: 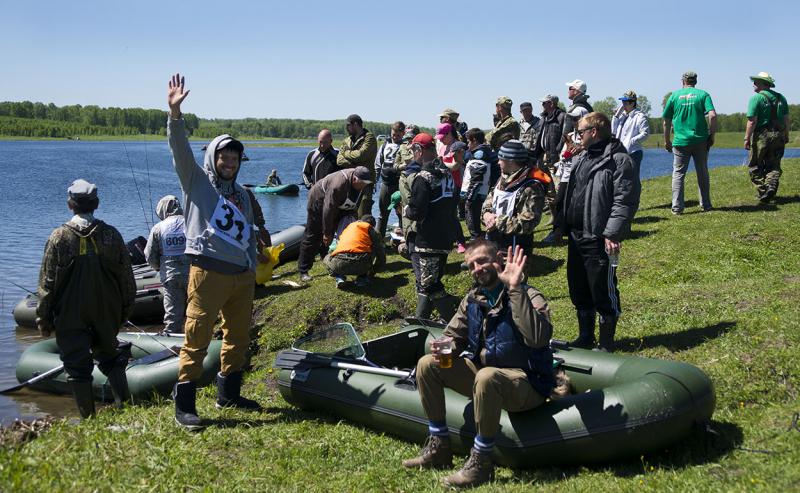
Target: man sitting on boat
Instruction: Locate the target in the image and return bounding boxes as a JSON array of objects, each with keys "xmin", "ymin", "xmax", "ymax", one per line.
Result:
[
  {"xmin": 144, "ymin": 195, "xmax": 190, "ymax": 335},
  {"xmin": 322, "ymin": 215, "xmax": 385, "ymax": 289},
  {"xmin": 36, "ymin": 179, "xmax": 136, "ymax": 419},
  {"xmin": 402, "ymin": 240, "xmax": 563, "ymax": 488},
  {"xmin": 265, "ymin": 169, "xmax": 282, "ymax": 187}
]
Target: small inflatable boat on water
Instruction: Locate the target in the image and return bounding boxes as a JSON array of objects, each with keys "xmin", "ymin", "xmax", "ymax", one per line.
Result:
[
  {"xmin": 246, "ymin": 183, "xmax": 300, "ymax": 196},
  {"xmin": 12, "ymin": 264, "xmax": 164, "ymax": 328},
  {"xmin": 15, "ymin": 332, "xmax": 222, "ymax": 401},
  {"xmin": 275, "ymin": 322, "xmax": 716, "ymax": 467}
]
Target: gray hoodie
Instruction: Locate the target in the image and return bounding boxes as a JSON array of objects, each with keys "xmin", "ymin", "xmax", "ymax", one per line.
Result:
[
  {"xmin": 167, "ymin": 118, "xmax": 257, "ymax": 272},
  {"xmin": 144, "ymin": 195, "xmax": 191, "ymax": 283}
]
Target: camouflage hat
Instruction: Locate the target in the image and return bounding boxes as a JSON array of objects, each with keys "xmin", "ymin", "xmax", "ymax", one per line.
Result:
[
  {"xmin": 682, "ymin": 71, "xmax": 698, "ymax": 81},
  {"xmin": 618, "ymin": 90, "xmax": 637, "ymax": 102},
  {"xmin": 539, "ymin": 94, "xmax": 559, "ymax": 104},
  {"xmin": 438, "ymin": 108, "xmax": 460, "ymax": 120},
  {"xmin": 67, "ymin": 179, "xmax": 97, "ymax": 200},
  {"xmin": 496, "ymin": 96, "xmax": 513, "ymax": 107},
  {"xmin": 749, "ymin": 71, "xmax": 776, "ymax": 87}
]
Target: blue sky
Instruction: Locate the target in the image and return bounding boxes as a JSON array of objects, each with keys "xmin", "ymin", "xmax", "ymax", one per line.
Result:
[{"xmin": 2, "ymin": 0, "xmax": 797, "ymax": 130}]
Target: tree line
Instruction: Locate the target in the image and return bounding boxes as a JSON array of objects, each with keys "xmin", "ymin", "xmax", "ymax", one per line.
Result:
[{"xmin": 0, "ymin": 99, "xmax": 796, "ymax": 140}]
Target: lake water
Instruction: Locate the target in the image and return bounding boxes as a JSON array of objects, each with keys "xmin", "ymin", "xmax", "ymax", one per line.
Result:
[{"xmin": 0, "ymin": 140, "xmax": 797, "ymax": 423}]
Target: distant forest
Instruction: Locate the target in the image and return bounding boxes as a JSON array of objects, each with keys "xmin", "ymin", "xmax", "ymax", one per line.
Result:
[{"xmin": 0, "ymin": 99, "xmax": 797, "ymax": 140}]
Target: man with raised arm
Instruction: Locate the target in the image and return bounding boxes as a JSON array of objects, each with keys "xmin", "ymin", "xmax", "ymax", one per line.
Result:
[{"xmin": 166, "ymin": 73, "xmax": 262, "ymax": 430}]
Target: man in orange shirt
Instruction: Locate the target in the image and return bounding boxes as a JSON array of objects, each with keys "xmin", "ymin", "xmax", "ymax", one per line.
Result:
[{"xmin": 322, "ymin": 215, "xmax": 386, "ymax": 288}]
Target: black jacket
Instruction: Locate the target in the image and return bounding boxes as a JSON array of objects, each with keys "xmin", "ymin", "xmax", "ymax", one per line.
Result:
[
  {"xmin": 405, "ymin": 161, "xmax": 456, "ymax": 251},
  {"xmin": 556, "ymin": 138, "xmax": 640, "ymax": 242}
]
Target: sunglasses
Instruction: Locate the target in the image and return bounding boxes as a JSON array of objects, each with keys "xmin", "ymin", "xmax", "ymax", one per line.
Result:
[{"xmin": 576, "ymin": 127, "xmax": 594, "ymax": 137}]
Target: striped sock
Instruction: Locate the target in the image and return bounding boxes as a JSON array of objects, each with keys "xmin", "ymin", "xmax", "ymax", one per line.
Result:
[
  {"xmin": 473, "ymin": 434, "xmax": 495, "ymax": 454},
  {"xmin": 428, "ymin": 421, "xmax": 449, "ymax": 437}
]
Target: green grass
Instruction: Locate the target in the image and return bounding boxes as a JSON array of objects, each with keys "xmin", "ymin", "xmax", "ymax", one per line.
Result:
[{"xmin": 2, "ymin": 163, "xmax": 799, "ymax": 491}]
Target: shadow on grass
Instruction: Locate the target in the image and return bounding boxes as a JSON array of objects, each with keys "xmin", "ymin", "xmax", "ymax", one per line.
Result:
[
  {"xmin": 626, "ymin": 229, "xmax": 655, "ymax": 241},
  {"xmin": 255, "ymin": 282, "xmax": 308, "ymax": 299},
  {"xmin": 632, "ymin": 215, "xmax": 667, "ymax": 224},
  {"xmin": 382, "ymin": 260, "xmax": 412, "ymax": 273},
  {"xmin": 529, "ymin": 254, "xmax": 564, "ymax": 277},
  {"xmin": 508, "ymin": 420, "xmax": 743, "ymax": 484},
  {"xmin": 616, "ymin": 321, "xmax": 736, "ymax": 353},
  {"xmin": 343, "ymin": 273, "xmax": 409, "ymax": 298}
]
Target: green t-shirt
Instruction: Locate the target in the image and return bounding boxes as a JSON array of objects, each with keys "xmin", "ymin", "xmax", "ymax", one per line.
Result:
[
  {"xmin": 662, "ymin": 87, "xmax": 716, "ymax": 146},
  {"xmin": 746, "ymin": 90, "xmax": 788, "ymax": 130}
]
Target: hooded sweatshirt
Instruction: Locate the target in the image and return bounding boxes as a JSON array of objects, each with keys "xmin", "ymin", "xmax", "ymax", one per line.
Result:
[
  {"xmin": 144, "ymin": 195, "xmax": 190, "ymax": 283},
  {"xmin": 167, "ymin": 119, "xmax": 257, "ymax": 273}
]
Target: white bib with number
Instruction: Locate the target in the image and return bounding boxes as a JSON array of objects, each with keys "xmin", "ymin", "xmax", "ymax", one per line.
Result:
[
  {"xmin": 159, "ymin": 216, "xmax": 187, "ymax": 256},
  {"xmin": 491, "ymin": 187, "xmax": 521, "ymax": 217},
  {"xmin": 209, "ymin": 195, "xmax": 251, "ymax": 251}
]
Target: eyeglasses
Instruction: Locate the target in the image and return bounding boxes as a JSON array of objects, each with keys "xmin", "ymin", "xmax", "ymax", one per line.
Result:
[{"xmin": 576, "ymin": 127, "xmax": 594, "ymax": 137}]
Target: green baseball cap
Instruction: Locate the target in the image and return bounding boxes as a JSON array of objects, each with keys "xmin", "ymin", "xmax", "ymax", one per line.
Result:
[{"xmin": 749, "ymin": 71, "xmax": 776, "ymax": 87}]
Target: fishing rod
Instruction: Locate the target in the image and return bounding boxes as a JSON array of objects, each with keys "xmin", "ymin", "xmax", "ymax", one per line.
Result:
[
  {"xmin": 123, "ymin": 142, "xmax": 152, "ymax": 232},
  {"xmin": 124, "ymin": 320, "xmax": 179, "ymax": 357},
  {"xmin": 144, "ymin": 142, "xmax": 154, "ymax": 227},
  {"xmin": 5, "ymin": 279, "xmax": 35, "ymax": 295}
]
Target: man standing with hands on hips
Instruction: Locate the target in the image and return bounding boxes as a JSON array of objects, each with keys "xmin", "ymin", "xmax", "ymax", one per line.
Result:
[
  {"xmin": 403, "ymin": 241, "xmax": 561, "ymax": 489},
  {"xmin": 166, "ymin": 73, "xmax": 262, "ymax": 430}
]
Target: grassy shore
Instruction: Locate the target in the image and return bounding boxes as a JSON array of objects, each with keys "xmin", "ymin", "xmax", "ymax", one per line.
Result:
[{"xmin": 2, "ymin": 163, "xmax": 799, "ymax": 492}]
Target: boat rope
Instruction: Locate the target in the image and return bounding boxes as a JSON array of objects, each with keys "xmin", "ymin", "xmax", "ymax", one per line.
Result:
[
  {"xmin": 123, "ymin": 142, "xmax": 152, "ymax": 232},
  {"xmin": 125, "ymin": 320, "xmax": 179, "ymax": 357}
]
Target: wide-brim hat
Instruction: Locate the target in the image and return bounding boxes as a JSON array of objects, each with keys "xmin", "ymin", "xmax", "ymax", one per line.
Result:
[{"xmin": 749, "ymin": 72, "xmax": 776, "ymax": 87}]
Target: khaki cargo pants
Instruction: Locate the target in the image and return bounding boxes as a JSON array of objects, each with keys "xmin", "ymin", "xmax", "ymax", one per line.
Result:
[
  {"xmin": 416, "ymin": 354, "xmax": 545, "ymax": 438},
  {"xmin": 178, "ymin": 265, "xmax": 255, "ymax": 382}
]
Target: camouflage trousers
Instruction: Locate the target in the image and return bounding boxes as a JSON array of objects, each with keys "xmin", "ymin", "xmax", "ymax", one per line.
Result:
[
  {"xmin": 537, "ymin": 159, "xmax": 558, "ymax": 211},
  {"xmin": 748, "ymin": 130, "xmax": 785, "ymax": 197},
  {"xmin": 410, "ymin": 250, "xmax": 447, "ymax": 297}
]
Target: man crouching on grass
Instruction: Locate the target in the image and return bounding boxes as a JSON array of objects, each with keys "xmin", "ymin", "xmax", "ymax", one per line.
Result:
[{"xmin": 402, "ymin": 240, "xmax": 569, "ymax": 488}]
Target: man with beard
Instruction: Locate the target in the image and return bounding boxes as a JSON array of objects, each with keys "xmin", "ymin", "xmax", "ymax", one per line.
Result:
[
  {"xmin": 404, "ymin": 133, "xmax": 457, "ymax": 321},
  {"xmin": 402, "ymin": 241, "xmax": 560, "ymax": 489},
  {"xmin": 167, "ymin": 73, "xmax": 263, "ymax": 429},
  {"xmin": 337, "ymin": 114, "xmax": 378, "ymax": 218},
  {"xmin": 555, "ymin": 112, "xmax": 639, "ymax": 353}
]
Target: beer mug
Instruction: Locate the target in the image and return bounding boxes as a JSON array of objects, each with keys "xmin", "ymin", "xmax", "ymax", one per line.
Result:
[{"xmin": 434, "ymin": 336, "xmax": 454, "ymax": 369}]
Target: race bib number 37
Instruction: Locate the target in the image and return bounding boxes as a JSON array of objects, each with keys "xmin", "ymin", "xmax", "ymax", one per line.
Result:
[{"xmin": 209, "ymin": 195, "xmax": 251, "ymax": 251}]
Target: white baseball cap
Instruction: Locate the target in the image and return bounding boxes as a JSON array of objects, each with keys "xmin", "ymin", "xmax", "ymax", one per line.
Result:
[{"xmin": 565, "ymin": 79, "xmax": 587, "ymax": 93}]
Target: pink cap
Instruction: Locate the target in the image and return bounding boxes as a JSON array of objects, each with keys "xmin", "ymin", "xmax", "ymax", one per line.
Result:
[{"xmin": 435, "ymin": 123, "xmax": 453, "ymax": 140}]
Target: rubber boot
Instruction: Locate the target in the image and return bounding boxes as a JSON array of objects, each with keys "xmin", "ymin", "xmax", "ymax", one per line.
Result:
[
  {"xmin": 216, "ymin": 371, "xmax": 261, "ymax": 410},
  {"xmin": 571, "ymin": 310, "xmax": 596, "ymax": 349},
  {"xmin": 69, "ymin": 380, "xmax": 95, "ymax": 419},
  {"xmin": 401, "ymin": 435, "xmax": 453, "ymax": 469},
  {"xmin": 442, "ymin": 448, "xmax": 495, "ymax": 488},
  {"xmin": 432, "ymin": 294, "xmax": 458, "ymax": 324},
  {"xmin": 597, "ymin": 317, "xmax": 617, "ymax": 353},
  {"xmin": 104, "ymin": 363, "xmax": 131, "ymax": 408},
  {"xmin": 173, "ymin": 381, "xmax": 203, "ymax": 430},
  {"xmin": 416, "ymin": 293, "xmax": 433, "ymax": 320}
]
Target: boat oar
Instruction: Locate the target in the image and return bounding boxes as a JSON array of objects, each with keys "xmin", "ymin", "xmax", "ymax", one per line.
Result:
[
  {"xmin": 125, "ymin": 321, "xmax": 180, "ymax": 357},
  {"xmin": 274, "ymin": 349, "xmax": 410, "ymax": 379},
  {"xmin": 0, "ymin": 365, "xmax": 64, "ymax": 394}
]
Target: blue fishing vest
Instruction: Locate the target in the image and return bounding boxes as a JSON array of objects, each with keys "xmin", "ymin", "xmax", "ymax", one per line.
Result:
[{"xmin": 465, "ymin": 288, "xmax": 555, "ymax": 397}]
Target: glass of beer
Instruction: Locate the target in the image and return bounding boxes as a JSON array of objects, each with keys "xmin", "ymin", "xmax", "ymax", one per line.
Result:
[{"xmin": 435, "ymin": 336, "xmax": 454, "ymax": 369}]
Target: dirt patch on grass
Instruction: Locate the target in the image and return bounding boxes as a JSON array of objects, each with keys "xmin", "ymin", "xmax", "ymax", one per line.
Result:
[{"xmin": 0, "ymin": 417, "xmax": 55, "ymax": 448}]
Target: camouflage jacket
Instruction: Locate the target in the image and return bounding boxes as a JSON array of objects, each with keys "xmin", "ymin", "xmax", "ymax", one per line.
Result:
[
  {"xmin": 481, "ymin": 166, "xmax": 547, "ymax": 239},
  {"xmin": 36, "ymin": 217, "xmax": 136, "ymax": 330},
  {"xmin": 487, "ymin": 115, "xmax": 521, "ymax": 151},
  {"xmin": 393, "ymin": 142, "xmax": 415, "ymax": 172},
  {"xmin": 336, "ymin": 129, "xmax": 378, "ymax": 180}
]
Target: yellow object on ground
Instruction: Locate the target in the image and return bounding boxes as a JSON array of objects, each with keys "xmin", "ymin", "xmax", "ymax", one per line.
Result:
[{"xmin": 256, "ymin": 243, "xmax": 285, "ymax": 285}]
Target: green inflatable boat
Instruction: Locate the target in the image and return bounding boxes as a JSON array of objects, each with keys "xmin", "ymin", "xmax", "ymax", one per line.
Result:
[
  {"xmin": 15, "ymin": 332, "xmax": 222, "ymax": 401},
  {"xmin": 249, "ymin": 183, "xmax": 300, "ymax": 196},
  {"xmin": 275, "ymin": 321, "xmax": 715, "ymax": 468}
]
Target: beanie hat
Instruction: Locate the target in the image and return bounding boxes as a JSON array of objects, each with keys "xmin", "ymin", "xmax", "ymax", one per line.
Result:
[{"xmin": 497, "ymin": 140, "xmax": 528, "ymax": 162}]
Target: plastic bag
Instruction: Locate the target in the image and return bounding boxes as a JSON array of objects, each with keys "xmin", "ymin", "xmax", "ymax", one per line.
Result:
[{"xmin": 255, "ymin": 243, "xmax": 285, "ymax": 285}]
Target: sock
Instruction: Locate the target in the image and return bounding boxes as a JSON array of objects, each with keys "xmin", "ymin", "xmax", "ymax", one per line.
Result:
[
  {"xmin": 473, "ymin": 434, "xmax": 495, "ymax": 454},
  {"xmin": 428, "ymin": 420, "xmax": 448, "ymax": 437}
]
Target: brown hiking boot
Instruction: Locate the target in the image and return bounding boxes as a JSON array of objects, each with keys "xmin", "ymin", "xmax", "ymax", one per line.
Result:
[
  {"xmin": 402, "ymin": 435, "xmax": 453, "ymax": 469},
  {"xmin": 442, "ymin": 449, "xmax": 494, "ymax": 489}
]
